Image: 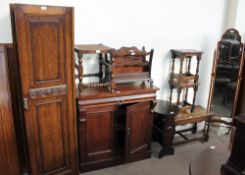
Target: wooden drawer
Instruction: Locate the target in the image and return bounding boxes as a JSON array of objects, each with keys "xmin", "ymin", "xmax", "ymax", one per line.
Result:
[{"xmin": 78, "ymin": 93, "xmax": 156, "ymax": 107}]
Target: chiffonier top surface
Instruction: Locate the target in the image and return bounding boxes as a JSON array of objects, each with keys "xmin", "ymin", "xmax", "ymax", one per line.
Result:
[
  {"xmin": 75, "ymin": 44, "xmax": 113, "ymax": 54},
  {"xmin": 77, "ymin": 83, "xmax": 159, "ymax": 101}
]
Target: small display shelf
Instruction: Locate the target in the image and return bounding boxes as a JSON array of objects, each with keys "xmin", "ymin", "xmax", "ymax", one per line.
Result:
[
  {"xmin": 75, "ymin": 44, "xmax": 113, "ymax": 95},
  {"xmin": 105, "ymin": 47, "xmax": 154, "ymax": 92},
  {"xmin": 170, "ymin": 73, "xmax": 198, "ymax": 88},
  {"xmin": 169, "ymin": 49, "xmax": 203, "ymax": 114}
]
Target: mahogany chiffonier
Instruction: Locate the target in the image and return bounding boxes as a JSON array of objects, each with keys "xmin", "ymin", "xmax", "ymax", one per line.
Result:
[
  {"xmin": 77, "ymin": 83, "xmax": 158, "ymax": 172},
  {"xmin": 0, "ymin": 44, "xmax": 20, "ymax": 175}
]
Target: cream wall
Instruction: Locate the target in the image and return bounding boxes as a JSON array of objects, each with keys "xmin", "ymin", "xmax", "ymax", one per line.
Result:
[
  {"xmin": 236, "ymin": 0, "xmax": 245, "ymax": 40},
  {"xmin": 0, "ymin": 0, "xmax": 238, "ymax": 108}
]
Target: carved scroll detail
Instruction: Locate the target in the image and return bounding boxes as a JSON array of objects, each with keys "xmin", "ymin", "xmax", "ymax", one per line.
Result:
[{"xmin": 29, "ymin": 85, "xmax": 67, "ymax": 98}]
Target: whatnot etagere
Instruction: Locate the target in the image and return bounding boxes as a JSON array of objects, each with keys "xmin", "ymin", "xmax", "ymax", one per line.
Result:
[{"xmin": 169, "ymin": 49, "xmax": 203, "ymax": 114}]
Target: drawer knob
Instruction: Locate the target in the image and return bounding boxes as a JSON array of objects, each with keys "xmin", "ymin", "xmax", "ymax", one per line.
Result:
[
  {"xmin": 79, "ymin": 118, "xmax": 86, "ymax": 123},
  {"xmin": 118, "ymin": 99, "xmax": 123, "ymax": 105}
]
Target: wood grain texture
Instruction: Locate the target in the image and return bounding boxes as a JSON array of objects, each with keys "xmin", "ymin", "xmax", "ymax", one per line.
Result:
[
  {"xmin": 125, "ymin": 101, "xmax": 152, "ymax": 162},
  {"xmin": 0, "ymin": 44, "xmax": 20, "ymax": 175},
  {"xmin": 75, "ymin": 44, "xmax": 112, "ymax": 54},
  {"xmin": 35, "ymin": 99, "xmax": 66, "ymax": 173},
  {"xmin": 108, "ymin": 47, "xmax": 154, "ymax": 92},
  {"xmin": 152, "ymin": 100, "xmax": 179, "ymax": 158},
  {"xmin": 11, "ymin": 4, "xmax": 78, "ymax": 175},
  {"xmin": 77, "ymin": 83, "xmax": 159, "ymax": 100},
  {"xmin": 175, "ymin": 105, "xmax": 213, "ymax": 125},
  {"xmin": 30, "ymin": 20, "xmax": 62, "ymax": 83},
  {"xmin": 222, "ymin": 115, "xmax": 245, "ymax": 174},
  {"xmin": 3, "ymin": 43, "xmax": 29, "ymax": 172},
  {"xmin": 78, "ymin": 86, "xmax": 157, "ymax": 172},
  {"xmin": 79, "ymin": 105, "xmax": 117, "ymax": 163},
  {"xmin": 10, "ymin": 6, "xmax": 31, "ymax": 171}
]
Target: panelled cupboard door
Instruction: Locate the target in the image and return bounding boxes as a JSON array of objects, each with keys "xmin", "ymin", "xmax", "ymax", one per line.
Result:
[
  {"xmin": 125, "ymin": 101, "xmax": 152, "ymax": 162},
  {"xmin": 11, "ymin": 4, "xmax": 78, "ymax": 175},
  {"xmin": 0, "ymin": 45, "xmax": 20, "ymax": 175},
  {"xmin": 79, "ymin": 105, "xmax": 117, "ymax": 167}
]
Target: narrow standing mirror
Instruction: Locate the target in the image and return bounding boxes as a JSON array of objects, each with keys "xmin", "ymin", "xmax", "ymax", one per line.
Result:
[{"xmin": 208, "ymin": 28, "xmax": 244, "ymax": 124}]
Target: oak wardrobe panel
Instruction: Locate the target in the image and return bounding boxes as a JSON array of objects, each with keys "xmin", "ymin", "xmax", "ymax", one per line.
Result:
[
  {"xmin": 10, "ymin": 4, "xmax": 78, "ymax": 175},
  {"xmin": 0, "ymin": 44, "xmax": 20, "ymax": 175},
  {"xmin": 4, "ymin": 44, "xmax": 29, "ymax": 173}
]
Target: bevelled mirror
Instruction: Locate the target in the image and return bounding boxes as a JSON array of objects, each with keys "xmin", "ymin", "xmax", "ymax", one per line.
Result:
[{"xmin": 208, "ymin": 28, "xmax": 244, "ymax": 124}]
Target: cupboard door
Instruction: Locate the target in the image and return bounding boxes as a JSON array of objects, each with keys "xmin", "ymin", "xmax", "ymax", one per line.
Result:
[
  {"xmin": 11, "ymin": 4, "xmax": 78, "ymax": 175},
  {"xmin": 0, "ymin": 45, "xmax": 20, "ymax": 175},
  {"xmin": 79, "ymin": 104, "xmax": 118, "ymax": 170},
  {"xmin": 125, "ymin": 101, "xmax": 152, "ymax": 162}
]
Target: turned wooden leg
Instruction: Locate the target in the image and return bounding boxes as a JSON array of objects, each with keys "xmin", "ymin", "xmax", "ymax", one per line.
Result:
[
  {"xmin": 111, "ymin": 80, "xmax": 116, "ymax": 93},
  {"xmin": 177, "ymin": 88, "xmax": 182, "ymax": 105},
  {"xmin": 78, "ymin": 53, "xmax": 83, "ymax": 95},
  {"xmin": 99, "ymin": 53, "xmax": 103, "ymax": 83}
]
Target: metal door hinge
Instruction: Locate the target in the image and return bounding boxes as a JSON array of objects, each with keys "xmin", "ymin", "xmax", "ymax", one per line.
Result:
[
  {"xmin": 127, "ymin": 128, "xmax": 131, "ymax": 135},
  {"xmin": 23, "ymin": 97, "xmax": 29, "ymax": 110}
]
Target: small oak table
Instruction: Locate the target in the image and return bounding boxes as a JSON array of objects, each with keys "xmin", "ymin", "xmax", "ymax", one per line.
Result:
[
  {"xmin": 175, "ymin": 106, "xmax": 213, "ymax": 143},
  {"xmin": 153, "ymin": 100, "xmax": 179, "ymax": 158}
]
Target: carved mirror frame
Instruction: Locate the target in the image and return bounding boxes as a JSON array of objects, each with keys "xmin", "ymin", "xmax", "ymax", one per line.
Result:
[{"xmin": 207, "ymin": 28, "xmax": 244, "ymax": 125}]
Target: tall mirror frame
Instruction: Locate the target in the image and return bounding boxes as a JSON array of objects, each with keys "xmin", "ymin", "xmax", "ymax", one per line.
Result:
[{"xmin": 208, "ymin": 28, "xmax": 244, "ymax": 125}]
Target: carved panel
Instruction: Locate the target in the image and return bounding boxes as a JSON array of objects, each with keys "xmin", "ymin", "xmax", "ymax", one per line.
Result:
[
  {"xmin": 79, "ymin": 105, "xmax": 116, "ymax": 164},
  {"xmin": 29, "ymin": 18, "xmax": 65, "ymax": 85},
  {"xmin": 86, "ymin": 112, "xmax": 114, "ymax": 162},
  {"xmin": 36, "ymin": 99, "xmax": 69, "ymax": 174},
  {"xmin": 129, "ymin": 110, "xmax": 148, "ymax": 153},
  {"xmin": 29, "ymin": 85, "xmax": 67, "ymax": 98},
  {"xmin": 126, "ymin": 101, "xmax": 151, "ymax": 161}
]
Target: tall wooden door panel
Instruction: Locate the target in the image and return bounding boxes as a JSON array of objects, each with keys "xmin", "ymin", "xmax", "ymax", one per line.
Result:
[
  {"xmin": 11, "ymin": 4, "xmax": 78, "ymax": 175},
  {"xmin": 79, "ymin": 105, "xmax": 117, "ymax": 168},
  {"xmin": 5, "ymin": 44, "xmax": 29, "ymax": 172},
  {"xmin": 125, "ymin": 101, "xmax": 152, "ymax": 162},
  {"xmin": 0, "ymin": 45, "xmax": 20, "ymax": 174}
]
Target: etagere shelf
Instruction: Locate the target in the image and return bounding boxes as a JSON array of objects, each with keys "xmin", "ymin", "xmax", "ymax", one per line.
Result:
[{"xmin": 169, "ymin": 49, "xmax": 203, "ymax": 114}]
